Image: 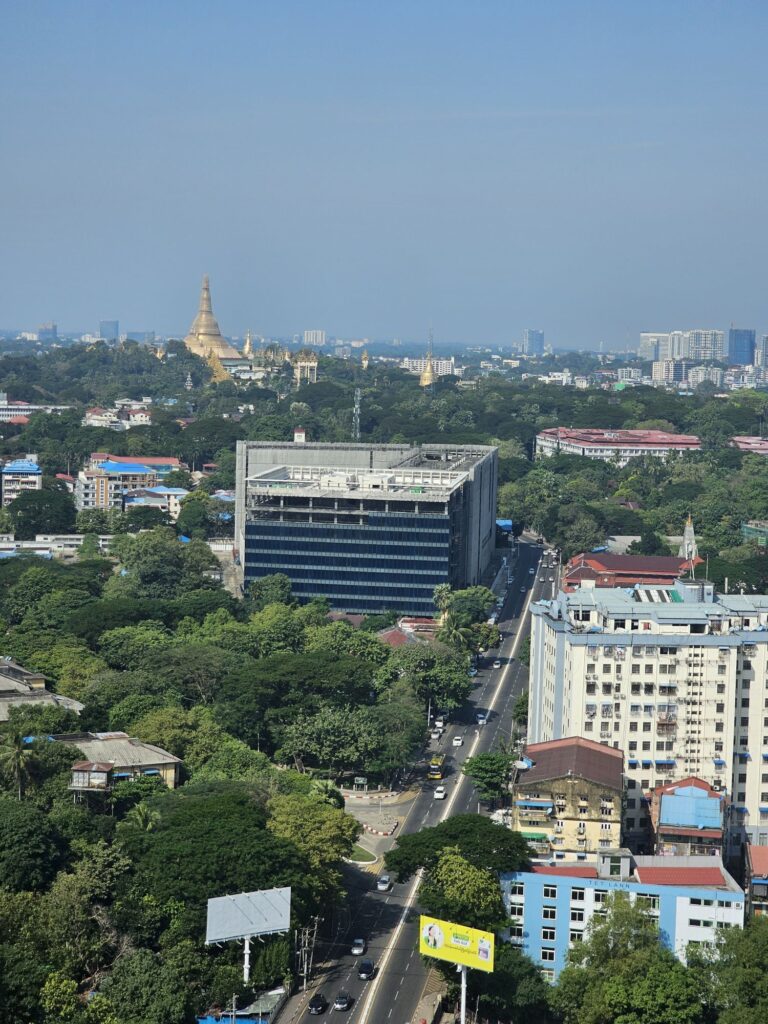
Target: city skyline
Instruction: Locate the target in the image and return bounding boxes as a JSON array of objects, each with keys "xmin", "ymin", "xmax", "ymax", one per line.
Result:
[{"xmin": 3, "ymin": 3, "xmax": 768, "ymax": 347}]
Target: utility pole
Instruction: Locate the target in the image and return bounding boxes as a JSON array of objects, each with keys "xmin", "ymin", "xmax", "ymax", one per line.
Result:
[{"xmin": 296, "ymin": 917, "xmax": 321, "ymax": 991}]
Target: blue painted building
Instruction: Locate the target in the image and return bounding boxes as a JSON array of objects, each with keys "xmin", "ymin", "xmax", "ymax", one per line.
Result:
[{"xmin": 501, "ymin": 850, "xmax": 744, "ymax": 981}]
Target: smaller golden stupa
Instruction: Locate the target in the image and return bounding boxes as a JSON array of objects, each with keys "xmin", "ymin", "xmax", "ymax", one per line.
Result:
[{"xmin": 419, "ymin": 331, "xmax": 436, "ymax": 388}]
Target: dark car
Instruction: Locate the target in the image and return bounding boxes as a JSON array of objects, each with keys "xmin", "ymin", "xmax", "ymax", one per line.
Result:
[
  {"xmin": 308, "ymin": 993, "xmax": 327, "ymax": 1015},
  {"xmin": 333, "ymin": 991, "xmax": 352, "ymax": 1011},
  {"xmin": 358, "ymin": 958, "xmax": 375, "ymax": 980}
]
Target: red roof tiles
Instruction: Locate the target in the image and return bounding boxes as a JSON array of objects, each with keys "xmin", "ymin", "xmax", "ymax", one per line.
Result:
[{"xmin": 634, "ymin": 867, "xmax": 726, "ymax": 887}]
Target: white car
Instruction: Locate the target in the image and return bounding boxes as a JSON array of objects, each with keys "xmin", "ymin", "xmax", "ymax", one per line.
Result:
[
  {"xmin": 528, "ymin": 567, "xmax": 535, "ymax": 574},
  {"xmin": 476, "ymin": 712, "xmax": 487, "ymax": 725},
  {"xmin": 350, "ymin": 938, "xmax": 366, "ymax": 956},
  {"xmin": 376, "ymin": 874, "xmax": 391, "ymax": 892},
  {"xmin": 430, "ymin": 728, "xmax": 442, "ymax": 741},
  {"xmin": 434, "ymin": 785, "xmax": 447, "ymax": 800},
  {"xmin": 452, "ymin": 734, "xmax": 464, "ymax": 747},
  {"xmin": 493, "ymin": 659, "xmax": 501, "ymax": 669}
]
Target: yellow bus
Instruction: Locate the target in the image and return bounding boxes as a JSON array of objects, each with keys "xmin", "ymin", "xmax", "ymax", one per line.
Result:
[{"xmin": 427, "ymin": 754, "xmax": 446, "ymax": 780}]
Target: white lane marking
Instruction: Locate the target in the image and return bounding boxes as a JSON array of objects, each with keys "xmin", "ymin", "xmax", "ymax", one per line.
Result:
[{"xmin": 356, "ymin": 564, "xmax": 539, "ymax": 1024}]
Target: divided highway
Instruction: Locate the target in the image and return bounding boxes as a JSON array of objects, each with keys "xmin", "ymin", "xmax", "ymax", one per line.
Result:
[{"xmin": 302, "ymin": 541, "xmax": 553, "ymax": 1024}]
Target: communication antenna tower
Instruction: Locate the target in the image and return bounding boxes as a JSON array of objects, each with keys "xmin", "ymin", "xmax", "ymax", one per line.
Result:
[{"xmin": 353, "ymin": 387, "xmax": 361, "ymax": 441}]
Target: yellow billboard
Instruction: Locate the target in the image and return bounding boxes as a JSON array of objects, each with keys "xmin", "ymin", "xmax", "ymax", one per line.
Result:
[{"xmin": 419, "ymin": 915, "xmax": 495, "ymax": 973}]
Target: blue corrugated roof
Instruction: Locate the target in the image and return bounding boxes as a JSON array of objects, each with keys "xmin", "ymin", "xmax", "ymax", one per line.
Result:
[
  {"xmin": 660, "ymin": 792, "xmax": 722, "ymax": 829},
  {"xmin": 99, "ymin": 459, "xmax": 153, "ymax": 474},
  {"xmin": 2, "ymin": 459, "xmax": 41, "ymax": 473}
]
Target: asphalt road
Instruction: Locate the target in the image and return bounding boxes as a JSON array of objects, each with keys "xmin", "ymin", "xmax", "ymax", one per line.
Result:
[{"xmin": 306, "ymin": 540, "xmax": 555, "ymax": 1024}]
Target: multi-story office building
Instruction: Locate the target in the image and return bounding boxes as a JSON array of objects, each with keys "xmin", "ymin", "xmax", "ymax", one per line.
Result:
[
  {"xmin": 639, "ymin": 333, "xmax": 667, "ymax": 361},
  {"xmin": 507, "ymin": 738, "xmax": 624, "ymax": 859},
  {"xmin": 687, "ymin": 329, "xmax": 726, "ymax": 362},
  {"xmin": 728, "ymin": 328, "xmax": 756, "ymax": 366},
  {"xmin": 98, "ymin": 320, "xmax": 119, "ymax": 343},
  {"xmin": 535, "ymin": 428, "xmax": 701, "ymax": 466},
  {"xmin": 522, "ymin": 329, "xmax": 545, "ymax": 357},
  {"xmin": 529, "ymin": 578, "xmax": 768, "ymax": 845},
  {"xmin": 501, "ymin": 850, "xmax": 744, "ymax": 980},
  {"xmin": 651, "ymin": 359, "xmax": 691, "ymax": 384},
  {"xmin": 75, "ymin": 460, "xmax": 158, "ymax": 511},
  {"xmin": 234, "ymin": 441, "xmax": 498, "ymax": 614},
  {"xmin": 303, "ymin": 329, "xmax": 326, "ymax": 347},
  {"xmin": 1, "ymin": 458, "xmax": 42, "ymax": 506}
]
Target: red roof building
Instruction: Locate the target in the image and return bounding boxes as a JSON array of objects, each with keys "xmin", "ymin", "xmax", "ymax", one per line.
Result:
[
  {"xmin": 536, "ymin": 427, "xmax": 701, "ymax": 466},
  {"xmin": 562, "ymin": 552, "xmax": 702, "ymax": 592}
]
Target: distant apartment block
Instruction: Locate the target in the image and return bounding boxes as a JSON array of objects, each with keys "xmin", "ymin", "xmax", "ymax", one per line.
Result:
[
  {"xmin": 235, "ymin": 440, "xmax": 498, "ymax": 615},
  {"xmin": 535, "ymin": 428, "xmax": 701, "ymax": 466},
  {"xmin": 303, "ymin": 329, "xmax": 326, "ymax": 347},
  {"xmin": 652, "ymin": 359, "xmax": 691, "ymax": 384},
  {"xmin": 639, "ymin": 333, "xmax": 667, "ymax": 361},
  {"xmin": 522, "ymin": 329, "xmax": 545, "ymax": 357},
  {"xmin": 501, "ymin": 851, "xmax": 744, "ymax": 980},
  {"xmin": 688, "ymin": 365, "xmax": 724, "ymax": 388},
  {"xmin": 75, "ymin": 460, "xmax": 158, "ymax": 511},
  {"xmin": 401, "ymin": 355, "xmax": 459, "ymax": 378},
  {"xmin": 123, "ymin": 485, "xmax": 188, "ymax": 521},
  {"xmin": 746, "ymin": 845, "xmax": 768, "ymax": 916},
  {"xmin": 528, "ymin": 578, "xmax": 768, "ymax": 845},
  {"xmin": 645, "ymin": 330, "xmax": 726, "ymax": 362},
  {"xmin": 38, "ymin": 322, "xmax": 58, "ymax": 342},
  {"xmin": 1, "ymin": 458, "xmax": 42, "ymax": 506}
]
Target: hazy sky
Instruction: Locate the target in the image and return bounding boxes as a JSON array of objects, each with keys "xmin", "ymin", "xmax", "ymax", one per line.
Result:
[{"xmin": 2, "ymin": 2, "xmax": 768, "ymax": 348}]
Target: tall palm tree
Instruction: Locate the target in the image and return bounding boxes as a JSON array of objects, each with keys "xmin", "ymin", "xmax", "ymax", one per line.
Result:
[
  {"xmin": 437, "ymin": 614, "xmax": 474, "ymax": 654},
  {"xmin": 0, "ymin": 733, "xmax": 34, "ymax": 801},
  {"xmin": 310, "ymin": 778, "xmax": 345, "ymax": 809},
  {"xmin": 124, "ymin": 801, "xmax": 160, "ymax": 832}
]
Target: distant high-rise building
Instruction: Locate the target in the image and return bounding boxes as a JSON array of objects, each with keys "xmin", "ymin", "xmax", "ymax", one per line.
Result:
[
  {"xmin": 687, "ymin": 329, "xmax": 726, "ymax": 362},
  {"xmin": 38, "ymin": 322, "xmax": 58, "ymax": 342},
  {"xmin": 522, "ymin": 329, "xmax": 544, "ymax": 357},
  {"xmin": 755, "ymin": 335, "xmax": 768, "ymax": 367},
  {"xmin": 303, "ymin": 330, "xmax": 326, "ymax": 347},
  {"xmin": 639, "ymin": 333, "xmax": 667, "ymax": 360},
  {"xmin": 99, "ymin": 320, "xmax": 119, "ymax": 342},
  {"xmin": 652, "ymin": 359, "xmax": 690, "ymax": 384},
  {"xmin": 728, "ymin": 328, "xmax": 756, "ymax": 366}
]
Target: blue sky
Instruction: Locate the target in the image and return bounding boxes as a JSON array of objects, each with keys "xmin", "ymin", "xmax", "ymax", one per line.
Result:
[{"xmin": 2, "ymin": 1, "xmax": 767, "ymax": 348}]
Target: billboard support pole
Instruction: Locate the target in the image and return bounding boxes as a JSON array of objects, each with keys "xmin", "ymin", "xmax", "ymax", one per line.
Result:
[
  {"xmin": 243, "ymin": 935, "xmax": 251, "ymax": 983},
  {"xmin": 459, "ymin": 965, "xmax": 467, "ymax": 1024}
]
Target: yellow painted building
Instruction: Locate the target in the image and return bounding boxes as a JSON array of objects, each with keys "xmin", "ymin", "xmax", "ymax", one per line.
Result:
[{"xmin": 509, "ymin": 737, "xmax": 624, "ymax": 858}]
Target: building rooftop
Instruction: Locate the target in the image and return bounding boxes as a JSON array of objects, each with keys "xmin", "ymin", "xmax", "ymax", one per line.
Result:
[
  {"xmin": 732, "ymin": 436, "xmax": 768, "ymax": 454},
  {"xmin": 241, "ymin": 442, "xmax": 497, "ymax": 500},
  {"xmin": 2, "ymin": 459, "xmax": 41, "ymax": 474},
  {"xmin": 91, "ymin": 453, "xmax": 182, "ymax": 467},
  {"xmin": 538, "ymin": 427, "xmax": 701, "ymax": 449},
  {"xmin": 95, "ymin": 460, "xmax": 155, "ymax": 475},
  {"xmin": 634, "ymin": 866, "xmax": 728, "ymax": 887},
  {"xmin": 53, "ymin": 731, "xmax": 180, "ymax": 767},
  {"xmin": 525, "ymin": 855, "xmax": 741, "ymax": 891},
  {"xmin": 748, "ymin": 845, "xmax": 768, "ymax": 879},
  {"xmin": 521, "ymin": 736, "xmax": 624, "ymax": 790}
]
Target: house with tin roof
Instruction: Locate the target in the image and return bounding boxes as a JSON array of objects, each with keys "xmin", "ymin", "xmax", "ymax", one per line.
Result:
[
  {"xmin": 53, "ymin": 731, "xmax": 181, "ymax": 792},
  {"xmin": 647, "ymin": 776, "xmax": 731, "ymax": 859},
  {"xmin": 0, "ymin": 657, "xmax": 83, "ymax": 722}
]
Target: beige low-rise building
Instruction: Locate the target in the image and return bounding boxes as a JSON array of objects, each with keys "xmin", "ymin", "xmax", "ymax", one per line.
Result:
[
  {"xmin": 56, "ymin": 731, "xmax": 181, "ymax": 791},
  {"xmin": 509, "ymin": 737, "xmax": 624, "ymax": 859}
]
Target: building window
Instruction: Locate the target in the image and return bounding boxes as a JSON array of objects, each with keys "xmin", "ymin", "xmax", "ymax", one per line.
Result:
[
  {"xmin": 571, "ymin": 888, "xmax": 585, "ymax": 901},
  {"xmin": 626, "ymin": 817, "xmax": 635, "ymax": 828},
  {"xmin": 510, "ymin": 883, "xmax": 524, "ymax": 896},
  {"xmin": 509, "ymin": 905, "xmax": 524, "ymax": 918},
  {"xmin": 543, "ymin": 907, "xmax": 556, "ymax": 921},
  {"xmin": 543, "ymin": 886, "xmax": 558, "ymax": 899},
  {"xmin": 541, "ymin": 968, "xmax": 555, "ymax": 983},
  {"xmin": 570, "ymin": 909, "xmax": 584, "ymax": 922},
  {"xmin": 509, "ymin": 925, "xmax": 523, "ymax": 941},
  {"xmin": 569, "ymin": 930, "xmax": 583, "ymax": 943},
  {"xmin": 541, "ymin": 948, "xmax": 555, "ymax": 962},
  {"xmin": 542, "ymin": 928, "xmax": 556, "ymax": 942}
]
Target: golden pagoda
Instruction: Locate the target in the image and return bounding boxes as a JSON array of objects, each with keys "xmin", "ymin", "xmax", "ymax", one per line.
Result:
[
  {"xmin": 208, "ymin": 351, "xmax": 230, "ymax": 383},
  {"xmin": 361, "ymin": 349, "xmax": 370, "ymax": 370},
  {"xmin": 243, "ymin": 329, "xmax": 256, "ymax": 359},
  {"xmin": 419, "ymin": 331, "xmax": 436, "ymax": 388},
  {"xmin": 184, "ymin": 275, "xmax": 240, "ymax": 360}
]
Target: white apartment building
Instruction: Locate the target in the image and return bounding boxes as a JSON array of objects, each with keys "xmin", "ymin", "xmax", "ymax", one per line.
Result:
[
  {"xmin": 688, "ymin": 366, "xmax": 724, "ymax": 388},
  {"xmin": 652, "ymin": 360, "xmax": 691, "ymax": 384},
  {"xmin": 529, "ymin": 578, "xmax": 768, "ymax": 846},
  {"xmin": 303, "ymin": 330, "xmax": 326, "ymax": 347},
  {"xmin": 401, "ymin": 356, "xmax": 458, "ymax": 378}
]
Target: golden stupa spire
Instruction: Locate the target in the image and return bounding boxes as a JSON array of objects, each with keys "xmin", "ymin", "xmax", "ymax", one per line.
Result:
[
  {"xmin": 243, "ymin": 329, "xmax": 255, "ymax": 359},
  {"xmin": 419, "ymin": 327, "xmax": 436, "ymax": 388},
  {"xmin": 184, "ymin": 275, "xmax": 240, "ymax": 360}
]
